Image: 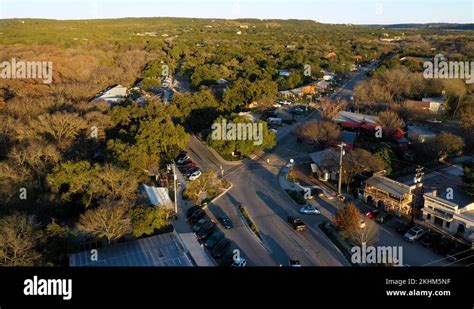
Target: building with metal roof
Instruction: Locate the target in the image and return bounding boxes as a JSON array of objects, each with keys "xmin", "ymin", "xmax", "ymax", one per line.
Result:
[{"xmin": 69, "ymin": 231, "xmax": 194, "ymax": 267}]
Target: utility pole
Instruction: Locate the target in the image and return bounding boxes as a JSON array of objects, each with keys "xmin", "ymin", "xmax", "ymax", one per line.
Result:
[
  {"xmin": 337, "ymin": 142, "xmax": 346, "ymax": 195},
  {"xmin": 172, "ymin": 163, "xmax": 178, "ymax": 216},
  {"xmin": 412, "ymin": 166, "xmax": 424, "ymax": 223}
]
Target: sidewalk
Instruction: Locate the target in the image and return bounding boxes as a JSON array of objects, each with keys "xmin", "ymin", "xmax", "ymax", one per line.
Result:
[{"xmin": 171, "ymin": 169, "xmax": 216, "ymax": 266}]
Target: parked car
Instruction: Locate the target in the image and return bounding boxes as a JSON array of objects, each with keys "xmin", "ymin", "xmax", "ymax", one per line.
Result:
[
  {"xmin": 189, "ymin": 209, "xmax": 206, "ymax": 224},
  {"xmin": 287, "ymin": 216, "xmax": 306, "ymax": 231},
  {"xmin": 288, "ymin": 260, "xmax": 301, "ymax": 267},
  {"xmin": 196, "ymin": 220, "xmax": 216, "ymax": 241},
  {"xmin": 359, "ymin": 219, "xmax": 367, "ymax": 229},
  {"xmin": 181, "ymin": 161, "xmax": 198, "ymax": 169},
  {"xmin": 217, "ymin": 215, "xmax": 233, "ymax": 229},
  {"xmin": 231, "ymin": 257, "xmax": 247, "ymax": 267},
  {"xmin": 192, "ymin": 218, "xmax": 209, "ymax": 233},
  {"xmin": 182, "ymin": 167, "xmax": 200, "ymax": 176},
  {"xmin": 186, "ymin": 205, "xmax": 201, "ymax": 219},
  {"xmin": 374, "ymin": 213, "xmax": 391, "ymax": 224},
  {"xmin": 175, "ymin": 151, "xmax": 187, "ymax": 161},
  {"xmin": 420, "ymin": 232, "xmax": 442, "ymax": 247},
  {"xmin": 205, "ymin": 231, "xmax": 225, "ymax": 249},
  {"xmin": 403, "ymin": 226, "xmax": 425, "ymax": 242},
  {"xmin": 273, "ymin": 103, "xmax": 282, "ymax": 108},
  {"xmin": 365, "ymin": 210, "xmax": 381, "ymax": 219},
  {"xmin": 189, "ymin": 170, "xmax": 202, "ymax": 181},
  {"xmin": 299, "ymin": 205, "xmax": 321, "ymax": 215},
  {"xmin": 211, "ymin": 238, "xmax": 231, "ymax": 258},
  {"xmin": 176, "ymin": 155, "xmax": 191, "ymax": 165},
  {"xmin": 281, "ymin": 100, "xmax": 292, "ymax": 105}
]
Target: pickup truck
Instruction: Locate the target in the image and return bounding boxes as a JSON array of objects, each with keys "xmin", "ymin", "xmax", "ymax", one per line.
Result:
[{"xmin": 287, "ymin": 216, "xmax": 306, "ymax": 231}]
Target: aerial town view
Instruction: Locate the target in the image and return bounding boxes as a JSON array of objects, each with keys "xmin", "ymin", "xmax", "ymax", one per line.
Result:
[{"xmin": 0, "ymin": 0, "xmax": 472, "ymax": 305}]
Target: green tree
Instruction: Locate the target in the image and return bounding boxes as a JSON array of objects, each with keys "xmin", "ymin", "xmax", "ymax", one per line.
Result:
[
  {"xmin": 434, "ymin": 132, "xmax": 465, "ymax": 162},
  {"xmin": 462, "ymin": 161, "xmax": 474, "ymax": 196},
  {"xmin": 208, "ymin": 115, "xmax": 276, "ymax": 159},
  {"xmin": 374, "ymin": 147, "xmax": 396, "ymax": 175},
  {"xmin": 48, "ymin": 161, "xmax": 138, "ymax": 208},
  {"xmin": 130, "ymin": 206, "xmax": 173, "ymax": 237}
]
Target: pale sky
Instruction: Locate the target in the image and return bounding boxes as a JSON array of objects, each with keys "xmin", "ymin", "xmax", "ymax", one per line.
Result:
[{"xmin": 0, "ymin": 0, "xmax": 472, "ymax": 24}]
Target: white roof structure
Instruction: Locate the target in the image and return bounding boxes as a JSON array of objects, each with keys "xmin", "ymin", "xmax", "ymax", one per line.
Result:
[
  {"xmin": 139, "ymin": 184, "xmax": 174, "ymax": 210},
  {"xmin": 334, "ymin": 111, "xmax": 378, "ymax": 126},
  {"xmin": 93, "ymin": 84, "xmax": 128, "ymax": 105}
]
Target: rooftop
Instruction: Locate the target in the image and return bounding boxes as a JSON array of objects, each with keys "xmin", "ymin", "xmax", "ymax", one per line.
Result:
[
  {"xmin": 69, "ymin": 232, "xmax": 194, "ymax": 267},
  {"xmin": 93, "ymin": 84, "xmax": 127, "ymax": 104},
  {"xmin": 309, "ymin": 148, "xmax": 339, "ymax": 171},
  {"xmin": 401, "ymin": 164, "xmax": 474, "ymax": 209},
  {"xmin": 365, "ymin": 174, "xmax": 412, "ymax": 198},
  {"xmin": 334, "ymin": 111, "xmax": 378, "ymax": 126},
  {"xmin": 138, "ymin": 184, "xmax": 174, "ymax": 210}
]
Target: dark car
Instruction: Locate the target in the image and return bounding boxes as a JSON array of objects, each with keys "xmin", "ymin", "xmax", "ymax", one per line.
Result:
[
  {"xmin": 287, "ymin": 216, "xmax": 306, "ymax": 231},
  {"xmin": 189, "ymin": 209, "xmax": 206, "ymax": 224},
  {"xmin": 211, "ymin": 238, "xmax": 231, "ymax": 258},
  {"xmin": 218, "ymin": 215, "xmax": 233, "ymax": 229},
  {"xmin": 196, "ymin": 220, "xmax": 216, "ymax": 241},
  {"xmin": 432, "ymin": 237, "xmax": 454, "ymax": 255},
  {"xmin": 374, "ymin": 213, "xmax": 391, "ymax": 224},
  {"xmin": 396, "ymin": 223, "xmax": 414, "ymax": 235},
  {"xmin": 420, "ymin": 232, "xmax": 442, "ymax": 247},
  {"xmin": 175, "ymin": 151, "xmax": 187, "ymax": 161},
  {"xmin": 218, "ymin": 249, "xmax": 235, "ymax": 266},
  {"xmin": 192, "ymin": 218, "xmax": 209, "ymax": 233},
  {"xmin": 205, "ymin": 231, "xmax": 225, "ymax": 249},
  {"xmin": 183, "ymin": 167, "xmax": 200, "ymax": 177},
  {"xmin": 186, "ymin": 205, "xmax": 201, "ymax": 219}
]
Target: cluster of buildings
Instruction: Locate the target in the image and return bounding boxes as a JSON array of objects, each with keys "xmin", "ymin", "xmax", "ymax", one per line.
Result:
[{"xmin": 306, "ymin": 108, "xmax": 473, "ymax": 246}]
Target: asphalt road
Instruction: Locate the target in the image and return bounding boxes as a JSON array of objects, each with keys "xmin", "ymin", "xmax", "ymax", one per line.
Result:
[{"xmin": 183, "ymin": 65, "xmax": 379, "ymax": 266}]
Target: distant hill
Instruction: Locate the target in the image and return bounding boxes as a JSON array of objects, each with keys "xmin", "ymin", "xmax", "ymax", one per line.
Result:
[{"xmin": 366, "ymin": 23, "xmax": 474, "ymax": 31}]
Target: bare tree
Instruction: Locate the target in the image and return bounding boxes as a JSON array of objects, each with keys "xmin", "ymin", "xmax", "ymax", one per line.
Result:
[
  {"xmin": 0, "ymin": 213, "xmax": 42, "ymax": 266},
  {"xmin": 351, "ymin": 219, "xmax": 379, "ymax": 246},
  {"xmin": 376, "ymin": 110, "xmax": 405, "ymax": 134},
  {"xmin": 293, "ymin": 120, "xmax": 341, "ymax": 146},
  {"xmin": 76, "ymin": 202, "xmax": 131, "ymax": 244},
  {"xmin": 319, "ymin": 98, "xmax": 347, "ymax": 120}
]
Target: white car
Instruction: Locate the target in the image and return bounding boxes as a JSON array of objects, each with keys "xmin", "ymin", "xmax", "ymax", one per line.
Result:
[
  {"xmin": 404, "ymin": 226, "xmax": 425, "ymax": 242},
  {"xmin": 176, "ymin": 155, "xmax": 190, "ymax": 165},
  {"xmin": 188, "ymin": 170, "xmax": 202, "ymax": 181},
  {"xmin": 281, "ymin": 100, "xmax": 292, "ymax": 105},
  {"xmin": 299, "ymin": 205, "xmax": 321, "ymax": 215},
  {"xmin": 273, "ymin": 103, "xmax": 282, "ymax": 108}
]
